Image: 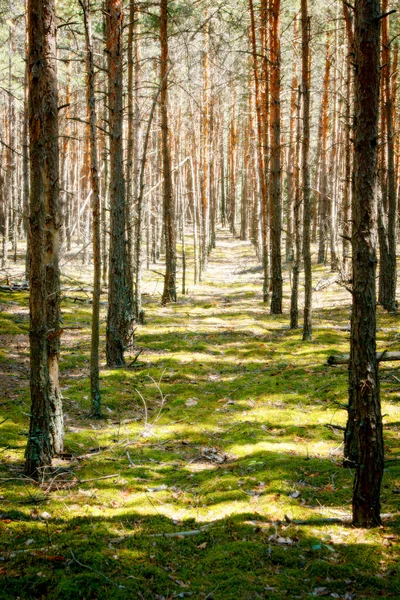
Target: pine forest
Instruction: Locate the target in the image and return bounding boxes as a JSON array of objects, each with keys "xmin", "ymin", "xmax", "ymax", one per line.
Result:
[{"xmin": 0, "ymin": 0, "xmax": 399, "ymax": 597}]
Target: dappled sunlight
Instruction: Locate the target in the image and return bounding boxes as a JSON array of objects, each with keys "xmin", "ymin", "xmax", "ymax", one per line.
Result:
[{"xmin": 1, "ymin": 232, "xmax": 399, "ymax": 598}]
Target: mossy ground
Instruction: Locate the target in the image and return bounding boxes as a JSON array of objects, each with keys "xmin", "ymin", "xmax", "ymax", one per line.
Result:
[{"xmin": 0, "ymin": 231, "xmax": 399, "ymax": 599}]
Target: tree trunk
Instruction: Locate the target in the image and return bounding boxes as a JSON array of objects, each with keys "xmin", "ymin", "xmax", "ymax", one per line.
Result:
[
  {"xmin": 318, "ymin": 34, "xmax": 331, "ymax": 265},
  {"xmin": 346, "ymin": 0, "xmax": 384, "ymax": 528},
  {"xmin": 248, "ymin": 0, "xmax": 269, "ymax": 302},
  {"xmin": 160, "ymin": 0, "xmax": 176, "ymax": 305},
  {"xmin": 25, "ymin": 0, "xmax": 59, "ymax": 476},
  {"xmin": 80, "ymin": 0, "xmax": 102, "ymax": 416},
  {"xmin": 105, "ymin": 0, "xmax": 133, "ymax": 366},
  {"xmin": 269, "ymin": 0, "xmax": 282, "ymax": 314},
  {"xmin": 342, "ymin": 3, "xmax": 353, "ymax": 274},
  {"xmin": 381, "ymin": 0, "xmax": 397, "ymax": 311},
  {"xmin": 290, "ymin": 85, "xmax": 302, "ymax": 330},
  {"xmin": 302, "ymin": 0, "xmax": 312, "ymax": 341},
  {"xmin": 44, "ymin": 11, "xmax": 63, "ymax": 454}
]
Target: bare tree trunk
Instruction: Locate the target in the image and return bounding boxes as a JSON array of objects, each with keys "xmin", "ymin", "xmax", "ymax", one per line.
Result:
[
  {"xmin": 290, "ymin": 85, "xmax": 302, "ymax": 329},
  {"xmin": 380, "ymin": 0, "xmax": 397, "ymax": 311},
  {"xmin": 286, "ymin": 16, "xmax": 298, "ymax": 263},
  {"xmin": 125, "ymin": 0, "xmax": 136, "ymax": 314},
  {"xmin": 329, "ymin": 15, "xmax": 340, "ymax": 272},
  {"xmin": 249, "ymin": 0, "xmax": 269, "ymax": 302},
  {"xmin": 106, "ymin": 0, "xmax": 133, "ymax": 366},
  {"xmin": 80, "ymin": 0, "xmax": 102, "ymax": 416},
  {"xmin": 318, "ymin": 34, "xmax": 331, "ymax": 265},
  {"xmin": 269, "ymin": 0, "xmax": 282, "ymax": 314},
  {"xmin": 23, "ymin": 20, "xmax": 30, "ymax": 281},
  {"xmin": 342, "ymin": 3, "xmax": 354, "ymax": 274},
  {"xmin": 25, "ymin": 0, "xmax": 59, "ymax": 476},
  {"xmin": 346, "ymin": 0, "xmax": 384, "ymax": 528},
  {"xmin": 302, "ymin": 0, "xmax": 312, "ymax": 341},
  {"xmin": 160, "ymin": 0, "xmax": 176, "ymax": 305}
]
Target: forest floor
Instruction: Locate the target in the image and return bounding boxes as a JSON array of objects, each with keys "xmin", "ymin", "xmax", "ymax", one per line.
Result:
[{"xmin": 0, "ymin": 229, "xmax": 399, "ymax": 599}]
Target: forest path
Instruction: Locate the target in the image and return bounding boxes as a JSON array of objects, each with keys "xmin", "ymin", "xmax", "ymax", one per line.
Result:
[{"xmin": 194, "ymin": 229, "xmax": 262, "ymax": 301}]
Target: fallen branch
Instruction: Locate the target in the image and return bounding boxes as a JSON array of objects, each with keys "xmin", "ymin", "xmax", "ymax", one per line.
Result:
[
  {"xmin": 77, "ymin": 473, "xmax": 119, "ymax": 483},
  {"xmin": 327, "ymin": 350, "xmax": 400, "ymax": 365},
  {"xmin": 128, "ymin": 348, "xmax": 143, "ymax": 367},
  {"xmin": 284, "ymin": 512, "xmax": 396, "ymax": 525},
  {"xmin": 148, "ymin": 524, "xmax": 212, "ymax": 538},
  {"xmin": 324, "ymin": 424, "xmax": 345, "ymax": 432}
]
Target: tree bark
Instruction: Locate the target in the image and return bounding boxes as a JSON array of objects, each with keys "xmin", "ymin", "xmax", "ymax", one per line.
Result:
[
  {"xmin": 269, "ymin": 0, "xmax": 282, "ymax": 314},
  {"xmin": 380, "ymin": 0, "xmax": 397, "ymax": 311},
  {"xmin": 346, "ymin": 0, "xmax": 384, "ymax": 528},
  {"xmin": 302, "ymin": 0, "xmax": 312, "ymax": 341},
  {"xmin": 160, "ymin": 0, "xmax": 176, "ymax": 305},
  {"xmin": 105, "ymin": 0, "xmax": 133, "ymax": 366},
  {"xmin": 25, "ymin": 0, "xmax": 58, "ymax": 476},
  {"xmin": 80, "ymin": 0, "xmax": 102, "ymax": 416}
]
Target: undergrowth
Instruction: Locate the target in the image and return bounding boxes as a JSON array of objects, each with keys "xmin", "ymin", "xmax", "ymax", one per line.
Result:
[{"xmin": 0, "ymin": 232, "xmax": 399, "ymax": 599}]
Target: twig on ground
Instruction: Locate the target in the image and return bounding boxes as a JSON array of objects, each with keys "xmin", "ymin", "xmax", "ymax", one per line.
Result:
[
  {"xmin": 128, "ymin": 348, "xmax": 143, "ymax": 367},
  {"xmin": 148, "ymin": 524, "xmax": 212, "ymax": 538},
  {"xmin": 78, "ymin": 473, "xmax": 119, "ymax": 484}
]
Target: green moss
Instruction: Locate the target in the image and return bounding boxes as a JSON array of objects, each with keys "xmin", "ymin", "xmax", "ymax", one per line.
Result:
[{"xmin": 1, "ymin": 235, "xmax": 399, "ymax": 599}]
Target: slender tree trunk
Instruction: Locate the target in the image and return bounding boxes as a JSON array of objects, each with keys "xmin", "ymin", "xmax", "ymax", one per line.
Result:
[
  {"xmin": 286, "ymin": 16, "xmax": 298, "ymax": 263},
  {"xmin": 160, "ymin": 0, "xmax": 176, "ymax": 304},
  {"xmin": 248, "ymin": 0, "xmax": 269, "ymax": 302},
  {"xmin": 80, "ymin": 0, "xmax": 102, "ymax": 416},
  {"xmin": 342, "ymin": 4, "xmax": 353, "ymax": 274},
  {"xmin": 23, "ymin": 22, "xmax": 30, "ymax": 281},
  {"xmin": 318, "ymin": 34, "xmax": 331, "ymax": 265},
  {"xmin": 269, "ymin": 0, "xmax": 282, "ymax": 314},
  {"xmin": 106, "ymin": 0, "xmax": 133, "ymax": 366},
  {"xmin": 381, "ymin": 0, "xmax": 397, "ymax": 311},
  {"xmin": 346, "ymin": 0, "xmax": 384, "ymax": 528},
  {"xmin": 290, "ymin": 86, "xmax": 302, "ymax": 330},
  {"xmin": 126, "ymin": 0, "xmax": 136, "ymax": 314},
  {"xmin": 329, "ymin": 16, "xmax": 340, "ymax": 271},
  {"xmin": 302, "ymin": 0, "xmax": 312, "ymax": 341}
]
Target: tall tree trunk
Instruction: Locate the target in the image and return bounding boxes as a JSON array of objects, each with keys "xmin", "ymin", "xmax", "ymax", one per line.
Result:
[
  {"xmin": 381, "ymin": 0, "xmax": 397, "ymax": 311},
  {"xmin": 23, "ymin": 19, "xmax": 30, "ymax": 281},
  {"xmin": 317, "ymin": 34, "xmax": 331, "ymax": 265},
  {"xmin": 329, "ymin": 15, "xmax": 340, "ymax": 272},
  {"xmin": 160, "ymin": 0, "xmax": 176, "ymax": 305},
  {"xmin": 80, "ymin": 0, "xmax": 102, "ymax": 417},
  {"xmin": 269, "ymin": 0, "xmax": 282, "ymax": 314},
  {"xmin": 290, "ymin": 85, "xmax": 302, "ymax": 330},
  {"xmin": 248, "ymin": 0, "xmax": 269, "ymax": 302},
  {"xmin": 125, "ymin": 0, "xmax": 136, "ymax": 316},
  {"xmin": 346, "ymin": 0, "xmax": 384, "ymax": 528},
  {"xmin": 302, "ymin": 0, "xmax": 312, "ymax": 341},
  {"xmin": 286, "ymin": 16, "xmax": 298, "ymax": 263},
  {"xmin": 342, "ymin": 3, "xmax": 353, "ymax": 274},
  {"xmin": 44, "ymin": 12, "xmax": 63, "ymax": 454},
  {"xmin": 25, "ymin": 0, "xmax": 59, "ymax": 476},
  {"xmin": 105, "ymin": 0, "xmax": 133, "ymax": 366},
  {"xmin": 201, "ymin": 12, "xmax": 211, "ymax": 265}
]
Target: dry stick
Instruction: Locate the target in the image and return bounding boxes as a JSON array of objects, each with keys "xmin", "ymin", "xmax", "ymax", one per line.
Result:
[
  {"xmin": 148, "ymin": 524, "xmax": 212, "ymax": 538},
  {"xmin": 327, "ymin": 350, "xmax": 400, "ymax": 365},
  {"xmin": 128, "ymin": 348, "xmax": 143, "ymax": 366},
  {"xmin": 78, "ymin": 473, "xmax": 119, "ymax": 483}
]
